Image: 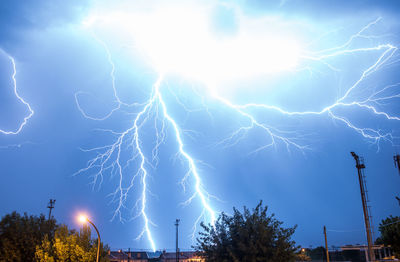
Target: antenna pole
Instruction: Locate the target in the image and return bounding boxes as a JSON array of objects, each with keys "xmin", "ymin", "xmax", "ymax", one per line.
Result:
[
  {"xmin": 175, "ymin": 219, "xmax": 180, "ymax": 262},
  {"xmin": 47, "ymin": 199, "xmax": 56, "ymax": 220}
]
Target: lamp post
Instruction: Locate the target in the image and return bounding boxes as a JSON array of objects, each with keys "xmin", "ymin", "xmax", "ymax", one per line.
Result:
[{"xmin": 79, "ymin": 215, "xmax": 101, "ymax": 262}]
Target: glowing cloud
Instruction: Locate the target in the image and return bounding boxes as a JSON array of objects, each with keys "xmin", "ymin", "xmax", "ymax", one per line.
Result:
[
  {"xmin": 84, "ymin": 3, "xmax": 301, "ymax": 85},
  {"xmin": 75, "ymin": 1, "xmax": 400, "ymax": 251}
]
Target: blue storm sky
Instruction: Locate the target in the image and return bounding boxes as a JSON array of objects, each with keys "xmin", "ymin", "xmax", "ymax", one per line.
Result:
[{"xmin": 1, "ymin": 0, "xmax": 400, "ymax": 251}]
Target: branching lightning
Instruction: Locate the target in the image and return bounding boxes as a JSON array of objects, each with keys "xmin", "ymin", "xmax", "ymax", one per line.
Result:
[
  {"xmin": 75, "ymin": 5, "xmax": 400, "ymax": 251},
  {"xmin": 76, "ymin": 69, "xmax": 217, "ymax": 251},
  {"xmin": 0, "ymin": 49, "xmax": 34, "ymax": 135},
  {"xmin": 208, "ymin": 17, "xmax": 399, "ymax": 153}
]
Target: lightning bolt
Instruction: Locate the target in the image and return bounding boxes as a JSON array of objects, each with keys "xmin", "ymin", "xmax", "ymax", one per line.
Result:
[
  {"xmin": 76, "ymin": 15, "xmax": 400, "ymax": 251},
  {"xmin": 210, "ymin": 17, "xmax": 399, "ymax": 152},
  {"xmin": 0, "ymin": 49, "xmax": 34, "ymax": 135},
  {"xmin": 76, "ymin": 72, "xmax": 216, "ymax": 251},
  {"xmin": 75, "ymin": 33, "xmax": 217, "ymax": 251}
]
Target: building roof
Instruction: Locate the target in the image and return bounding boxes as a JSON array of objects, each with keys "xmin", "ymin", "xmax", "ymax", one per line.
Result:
[
  {"xmin": 146, "ymin": 251, "xmax": 163, "ymax": 258},
  {"xmin": 160, "ymin": 251, "xmax": 198, "ymax": 259},
  {"xmin": 109, "ymin": 251, "xmax": 149, "ymax": 260},
  {"xmin": 340, "ymin": 244, "xmax": 385, "ymax": 250}
]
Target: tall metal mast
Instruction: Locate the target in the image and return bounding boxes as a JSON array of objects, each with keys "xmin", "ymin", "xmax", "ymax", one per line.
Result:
[{"xmin": 351, "ymin": 152, "xmax": 375, "ymax": 262}]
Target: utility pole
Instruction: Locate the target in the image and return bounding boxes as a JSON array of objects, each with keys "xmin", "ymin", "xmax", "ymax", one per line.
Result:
[
  {"xmin": 175, "ymin": 219, "xmax": 180, "ymax": 262},
  {"xmin": 47, "ymin": 199, "xmax": 56, "ymax": 220},
  {"xmin": 324, "ymin": 226, "xmax": 330, "ymax": 262},
  {"xmin": 394, "ymin": 154, "xmax": 400, "ymax": 206},
  {"xmin": 351, "ymin": 152, "xmax": 375, "ymax": 262},
  {"xmin": 394, "ymin": 154, "xmax": 400, "ymax": 175}
]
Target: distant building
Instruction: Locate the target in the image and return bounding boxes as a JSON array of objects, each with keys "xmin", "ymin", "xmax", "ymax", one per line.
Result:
[
  {"xmin": 159, "ymin": 251, "xmax": 204, "ymax": 262},
  {"xmin": 109, "ymin": 250, "xmax": 149, "ymax": 262},
  {"xmin": 108, "ymin": 250, "xmax": 204, "ymax": 262},
  {"xmin": 301, "ymin": 245, "xmax": 395, "ymax": 262},
  {"xmin": 340, "ymin": 244, "xmax": 394, "ymax": 262}
]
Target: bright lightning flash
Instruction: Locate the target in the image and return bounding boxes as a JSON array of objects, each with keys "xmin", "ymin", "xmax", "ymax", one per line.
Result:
[
  {"xmin": 76, "ymin": 2, "xmax": 400, "ymax": 251},
  {"xmin": 0, "ymin": 49, "xmax": 34, "ymax": 135}
]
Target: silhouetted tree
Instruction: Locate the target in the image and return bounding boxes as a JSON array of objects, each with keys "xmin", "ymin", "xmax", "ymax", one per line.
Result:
[
  {"xmin": 194, "ymin": 201, "xmax": 298, "ymax": 262},
  {"xmin": 376, "ymin": 215, "xmax": 400, "ymax": 257},
  {"xmin": 35, "ymin": 224, "xmax": 110, "ymax": 262},
  {"xmin": 0, "ymin": 211, "xmax": 109, "ymax": 262},
  {"xmin": 0, "ymin": 211, "xmax": 57, "ymax": 262}
]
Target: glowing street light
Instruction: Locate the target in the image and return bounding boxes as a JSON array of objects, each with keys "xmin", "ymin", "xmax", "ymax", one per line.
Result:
[{"xmin": 78, "ymin": 214, "xmax": 101, "ymax": 262}]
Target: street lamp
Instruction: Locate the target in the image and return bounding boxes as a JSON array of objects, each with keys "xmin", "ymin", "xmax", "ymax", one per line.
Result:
[{"xmin": 78, "ymin": 215, "xmax": 101, "ymax": 262}]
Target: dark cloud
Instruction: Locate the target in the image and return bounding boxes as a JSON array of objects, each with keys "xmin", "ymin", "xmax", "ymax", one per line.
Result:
[{"xmin": 0, "ymin": 0, "xmax": 89, "ymax": 47}]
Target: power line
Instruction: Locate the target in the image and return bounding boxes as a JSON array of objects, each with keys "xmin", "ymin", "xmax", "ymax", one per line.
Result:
[{"xmin": 380, "ymin": 219, "xmax": 400, "ymax": 227}]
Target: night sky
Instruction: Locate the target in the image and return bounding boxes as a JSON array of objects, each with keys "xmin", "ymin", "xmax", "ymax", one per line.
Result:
[{"xmin": 1, "ymin": 0, "xmax": 400, "ymax": 252}]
